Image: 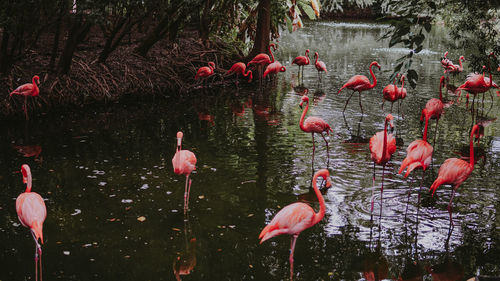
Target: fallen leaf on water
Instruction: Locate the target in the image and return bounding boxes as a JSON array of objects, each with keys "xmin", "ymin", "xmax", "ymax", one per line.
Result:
[
  {"xmin": 249, "ymin": 264, "xmax": 253, "ymax": 268},
  {"xmin": 217, "ymin": 248, "xmax": 222, "ymax": 252},
  {"xmin": 248, "ymin": 213, "xmax": 254, "ymax": 217},
  {"xmin": 108, "ymin": 218, "xmax": 116, "ymax": 222},
  {"xmin": 228, "ymin": 225, "xmax": 236, "ymax": 229},
  {"xmin": 198, "ymin": 195, "xmax": 205, "ymax": 199},
  {"xmin": 63, "ymin": 251, "xmax": 70, "ymax": 255},
  {"xmin": 172, "ymin": 228, "xmax": 181, "ymax": 232},
  {"xmin": 137, "ymin": 216, "xmax": 146, "ymax": 222}
]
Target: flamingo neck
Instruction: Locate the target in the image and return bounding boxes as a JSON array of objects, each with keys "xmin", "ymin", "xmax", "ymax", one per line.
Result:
[
  {"xmin": 423, "ymin": 114, "xmax": 429, "ymax": 142},
  {"xmin": 382, "ymin": 118, "xmax": 389, "ymax": 158},
  {"xmin": 488, "ymin": 68, "xmax": 492, "ymax": 88},
  {"xmin": 400, "ymin": 76, "xmax": 405, "ymax": 92},
  {"xmin": 32, "ymin": 77, "xmax": 39, "ymax": 93},
  {"xmin": 315, "ymin": 55, "xmax": 318, "ymax": 65},
  {"xmin": 311, "ymin": 172, "xmax": 326, "ymax": 225},
  {"xmin": 469, "ymin": 125, "xmax": 479, "ymax": 166},
  {"xmin": 268, "ymin": 45, "xmax": 275, "ymax": 63},
  {"xmin": 369, "ymin": 64, "xmax": 377, "ymax": 89},
  {"xmin": 299, "ymin": 101, "xmax": 309, "ymax": 131}
]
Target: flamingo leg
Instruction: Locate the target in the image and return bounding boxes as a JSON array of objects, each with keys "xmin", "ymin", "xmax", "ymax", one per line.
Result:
[
  {"xmin": 381, "ymin": 100, "xmax": 385, "ymax": 110},
  {"xmin": 184, "ymin": 175, "xmax": 192, "ymax": 213},
  {"xmin": 371, "ymin": 162, "xmax": 375, "ymax": 213},
  {"xmin": 31, "ymin": 230, "xmax": 42, "ymax": 281},
  {"xmin": 24, "ymin": 95, "xmax": 29, "ymax": 120},
  {"xmin": 390, "ymin": 102, "xmax": 393, "ymax": 113},
  {"xmin": 379, "ymin": 164, "xmax": 385, "ymax": 222},
  {"xmin": 404, "ymin": 174, "xmax": 413, "ymax": 221},
  {"xmin": 289, "ymin": 234, "xmax": 298, "ymax": 281},
  {"xmin": 358, "ymin": 91, "xmax": 364, "ymax": 114},
  {"xmin": 448, "ymin": 187, "xmax": 456, "ymax": 227},
  {"xmin": 321, "ymin": 133, "xmax": 330, "ymax": 168},
  {"xmin": 311, "ymin": 133, "xmax": 316, "ymax": 179},
  {"xmin": 343, "ymin": 91, "xmax": 355, "ymax": 113}
]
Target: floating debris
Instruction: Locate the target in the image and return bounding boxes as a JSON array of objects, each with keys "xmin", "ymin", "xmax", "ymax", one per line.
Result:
[
  {"xmin": 63, "ymin": 251, "xmax": 70, "ymax": 256},
  {"xmin": 71, "ymin": 209, "xmax": 81, "ymax": 216},
  {"xmin": 137, "ymin": 216, "xmax": 146, "ymax": 222}
]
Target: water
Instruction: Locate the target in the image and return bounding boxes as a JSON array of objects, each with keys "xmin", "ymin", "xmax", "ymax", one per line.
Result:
[{"xmin": 2, "ymin": 20, "xmax": 500, "ymax": 280}]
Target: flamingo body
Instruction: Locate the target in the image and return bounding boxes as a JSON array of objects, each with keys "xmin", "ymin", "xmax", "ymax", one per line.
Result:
[
  {"xmin": 263, "ymin": 61, "xmax": 286, "ymax": 78},
  {"xmin": 337, "ymin": 61, "xmax": 380, "ymax": 114},
  {"xmin": 292, "ymin": 49, "xmax": 310, "ymax": 67},
  {"xmin": 247, "ymin": 44, "xmax": 276, "ymax": 67},
  {"xmin": 429, "ymin": 158, "xmax": 473, "ymax": 195},
  {"xmin": 16, "ymin": 192, "xmax": 46, "ymax": 243},
  {"xmin": 444, "ymin": 56, "xmax": 465, "ymax": 74},
  {"xmin": 195, "ymin": 62, "xmax": 215, "ymax": 80},
  {"xmin": 369, "ymin": 130, "xmax": 396, "ymax": 165},
  {"xmin": 399, "ymin": 140, "xmax": 433, "ymax": 178},
  {"xmin": 226, "ymin": 62, "xmax": 253, "ymax": 83},
  {"xmin": 314, "ymin": 53, "xmax": 327, "ymax": 73},
  {"xmin": 172, "ymin": 132, "xmax": 197, "ymax": 213}
]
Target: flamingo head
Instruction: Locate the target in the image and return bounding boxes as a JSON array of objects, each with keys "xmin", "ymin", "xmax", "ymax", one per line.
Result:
[
  {"xmin": 21, "ymin": 164, "xmax": 32, "ymax": 192},
  {"xmin": 299, "ymin": 94, "xmax": 309, "ymax": 108},
  {"xmin": 371, "ymin": 61, "xmax": 381, "ymax": 70},
  {"xmin": 400, "ymin": 74, "xmax": 405, "ymax": 83},
  {"xmin": 443, "ymin": 51, "xmax": 448, "ymax": 58},
  {"xmin": 315, "ymin": 168, "xmax": 332, "ymax": 189},
  {"xmin": 176, "ymin": 131, "xmax": 183, "ymax": 149},
  {"xmin": 208, "ymin": 62, "xmax": 215, "ymax": 70},
  {"xmin": 280, "ymin": 66, "xmax": 286, "ymax": 72},
  {"xmin": 33, "ymin": 75, "xmax": 40, "ymax": 85},
  {"xmin": 471, "ymin": 124, "xmax": 481, "ymax": 139},
  {"xmin": 459, "ymin": 56, "xmax": 465, "ymax": 62},
  {"xmin": 247, "ymin": 70, "xmax": 253, "ymax": 82},
  {"xmin": 314, "ymin": 52, "xmax": 318, "ymax": 59},
  {"xmin": 269, "ymin": 43, "xmax": 277, "ymax": 51},
  {"xmin": 386, "ymin": 114, "xmax": 394, "ymax": 130},
  {"xmin": 305, "ymin": 49, "xmax": 310, "ymax": 57},
  {"xmin": 489, "ymin": 52, "xmax": 496, "ymax": 59}
]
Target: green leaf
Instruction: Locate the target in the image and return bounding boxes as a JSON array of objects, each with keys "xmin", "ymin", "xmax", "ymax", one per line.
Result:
[
  {"xmin": 298, "ymin": 2, "xmax": 316, "ymax": 20},
  {"xmin": 424, "ymin": 22, "xmax": 432, "ymax": 32},
  {"xmin": 414, "ymin": 45, "xmax": 423, "ymax": 53},
  {"xmin": 285, "ymin": 15, "xmax": 293, "ymax": 33}
]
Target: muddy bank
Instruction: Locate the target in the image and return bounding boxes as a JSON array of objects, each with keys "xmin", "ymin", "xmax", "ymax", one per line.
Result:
[{"xmin": 0, "ymin": 34, "xmax": 240, "ymax": 120}]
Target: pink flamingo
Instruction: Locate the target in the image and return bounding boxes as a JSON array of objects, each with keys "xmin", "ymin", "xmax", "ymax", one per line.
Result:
[
  {"xmin": 382, "ymin": 73, "xmax": 399, "ymax": 112},
  {"xmin": 456, "ymin": 53, "xmax": 496, "ymax": 106},
  {"xmin": 292, "ymin": 49, "xmax": 310, "ymax": 78},
  {"xmin": 15, "ymin": 164, "xmax": 47, "ymax": 281},
  {"xmin": 299, "ymin": 91, "xmax": 333, "ymax": 166},
  {"xmin": 399, "ymin": 113, "xmax": 433, "ymax": 178},
  {"xmin": 441, "ymin": 51, "xmax": 453, "ymax": 69},
  {"xmin": 247, "ymin": 43, "xmax": 277, "ymax": 79},
  {"xmin": 172, "ymin": 132, "xmax": 197, "ymax": 213},
  {"xmin": 338, "ymin": 61, "xmax": 381, "ymax": 114},
  {"xmin": 226, "ymin": 62, "xmax": 253, "ymax": 84},
  {"xmin": 369, "ymin": 114, "xmax": 396, "ymax": 214},
  {"xmin": 444, "ymin": 56, "xmax": 465, "ymax": 74},
  {"xmin": 429, "ymin": 124, "xmax": 480, "ymax": 225},
  {"xmin": 10, "ymin": 75, "xmax": 40, "ymax": 120},
  {"xmin": 421, "ymin": 76, "xmax": 445, "ymax": 144},
  {"xmin": 259, "ymin": 169, "xmax": 332, "ymax": 281},
  {"xmin": 263, "ymin": 61, "xmax": 286, "ymax": 79},
  {"xmin": 313, "ymin": 52, "xmax": 327, "ymax": 81},
  {"xmin": 396, "ymin": 74, "xmax": 407, "ymax": 115},
  {"xmin": 195, "ymin": 62, "xmax": 215, "ymax": 87}
]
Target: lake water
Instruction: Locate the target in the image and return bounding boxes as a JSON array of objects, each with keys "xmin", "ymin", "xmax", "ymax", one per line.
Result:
[{"xmin": 1, "ymin": 20, "xmax": 500, "ymax": 280}]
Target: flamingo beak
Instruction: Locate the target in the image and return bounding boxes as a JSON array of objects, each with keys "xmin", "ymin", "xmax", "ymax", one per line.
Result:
[
  {"xmin": 177, "ymin": 137, "xmax": 181, "ymax": 149},
  {"xmin": 299, "ymin": 102, "xmax": 303, "ymax": 109}
]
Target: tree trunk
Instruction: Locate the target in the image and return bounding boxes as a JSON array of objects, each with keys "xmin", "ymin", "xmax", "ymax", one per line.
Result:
[
  {"xmin": 246, "ymin": 0, "xmax": 271, "ymax": 61},
  {"xmin": 199, "ymin": 0, "xmax": 211, "ymax": 43},
  {"xmin": 134, "ymin": 15, "xmax": 169, "ymax": 57},
  {"xmin": 57, "ymin": 15, "xmax": 91, "ymax": 74}
]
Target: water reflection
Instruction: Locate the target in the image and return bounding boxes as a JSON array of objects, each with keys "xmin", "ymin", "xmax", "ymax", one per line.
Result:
[{"xmin": 173, "ymin": 214, "xmax": 197, "ymax": 280}]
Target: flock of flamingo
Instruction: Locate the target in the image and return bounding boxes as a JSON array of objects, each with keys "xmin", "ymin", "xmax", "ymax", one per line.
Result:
[{"xmin": 10, "ymin": 43, "xmax": 499, "ymax": 280}]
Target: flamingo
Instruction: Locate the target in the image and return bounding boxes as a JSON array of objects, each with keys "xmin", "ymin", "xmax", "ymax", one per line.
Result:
[
  {"xmin": 382, "ymin": 73, "xmax": 399, "ymax": 112},
  {"xmin": 396, "ymin": 74, "xmax": 407, "ymax": 116},
  {"xmin": 338, "ymin": 61, "xmax": 381, "ymax": 114},
  {"xmin": 172, "ymin": 131, "xmax": 197, "ymax": 213},
  {"xmin": 313, "ymin": 52, "xmax": 327, "ymax": 81},
  {"xmin": 292, "ymin": 49, "xmax": 310, "ymax": 78},
  {"xmin": 399, "ymin": 109, "xmax": 433, "ymax": 217},
  {"xmin": 429, "ymin": 124, "xmax": 481, "ymax": 225},
  {"xmin": 15, "ymin": 164, "xmax": 47, "ymax": 281},
  {"xmin": 194, "ymin": 62, "xmax": 215, "ymax": 87},
  {"xmin": 444, "ymin": 56, "xmax": 465, "ymax": 74},
  {"xmin": 10, "ymin": 75, "xmax": 40, "ymax": 120},
  {"xmin": 263, "ymin": 61, "xmax": 286, "ymax": 79},
  {"xmin": 456, "ymin": 53, "xmax": 496, "ymax": 107},
  {"xmin": 369, "ymin": 114, "xmax": 396, "ymax": 214},
  {"xmin": 225, "ymin": 62, "xmax": 253, "ymax": 84},
  {"xmin": 247, "ymin": 43, "xmax": 277, "ymax": 79},
  {"xmin": 440, "ymin": 51, "xmax": 453, "ymax": 69},
  {"xmin": 259, "ymin": 169, "xmax": 332, "ymax": 281},
  {"xmin": 421, "ymin": 76, "xmax": 445, "ymax": 144},
  {"xmin": 299, "ymin": 91, "xmax": 333, "ymax": 167}
]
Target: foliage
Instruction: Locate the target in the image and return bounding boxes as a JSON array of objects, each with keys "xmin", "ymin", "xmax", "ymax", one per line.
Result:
[
  {"xmin": 381, "ymin": 0, "xmax": 500, "ymax": 88},
  {"xmin": 320, "ymin": 0, "xmax": 374, "ymax": 13}
]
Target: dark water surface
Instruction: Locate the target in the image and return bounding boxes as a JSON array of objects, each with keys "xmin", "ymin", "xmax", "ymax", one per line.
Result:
[{"xmin": 2, "ymin": 21, "xmax": 500, "ymax": 280}]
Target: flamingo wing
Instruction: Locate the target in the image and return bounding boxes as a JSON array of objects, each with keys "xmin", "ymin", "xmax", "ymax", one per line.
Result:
[
  {"xmin": 343, "ymin": 75, "xmax": 371, "ymax": 91},
  {"xmin": 10, "ymin": 83, "xmax": 36, "ymax": 96},
  {"xmin": 370, "ymin": 132, "xmax": 395, "ymax": 164},
  {"xmin": 248, "ymin": 54, "xmax": 271, "ymax": 66},
  {"xmin": 303, "ymin": 117, "xmax": 332, "ymax": 134},
  {"xmin": 172, "ymin": 150, "xmax": 197, "ymax": 175},
  {"xmin": 399, "ymin": 140, "xmax": 433, "ymax": 177},
  {"xmin": 383, "ymin": 85, "xmax": 398, "ymax": 102},
  {"xmin": 226, "ymin": 62, "xmax": 245, "ymax": 75},
  {"xmin": 425, "ymin": 98, "xmax": 444, "ymax": 119},
  {"xmin": 16, "ymin": 192, "xmax": 46, "ymax": 243},
  {"xmin": 292, "ymin": 56, "xmax": 309, "ymax": 66},
  {"xmin": 430, "ymin": 158, "xmax": 472, "ymax": 195},
  {"xmin": 195, "ymin": 67, "xmax": 213, "ymax": 79},
  {"xmin": 316, "ymin": 61, "xmax": 327, "ymax": 72},
  {"xmin": 259, "ymin": 202, "xmax": 315, "ymax": 243}
]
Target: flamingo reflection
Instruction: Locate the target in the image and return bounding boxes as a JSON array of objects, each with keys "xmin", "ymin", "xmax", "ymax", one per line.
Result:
[
  {"xmin": 173, "ymin": 214, "xmax": 197, "ymax": 280},
  {"xmin": 13, "ymin": 144, "xmax": 42, "ymax": 161}
]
